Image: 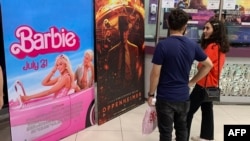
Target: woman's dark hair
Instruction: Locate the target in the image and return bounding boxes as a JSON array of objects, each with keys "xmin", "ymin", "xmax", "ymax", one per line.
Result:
[
  {"xmin": 200, "ymin": 17, "xmax": 230, "ymax": 53},
  {"xmin": 168, "ymin": 9, "xmax": 189, "ymax": 31}
]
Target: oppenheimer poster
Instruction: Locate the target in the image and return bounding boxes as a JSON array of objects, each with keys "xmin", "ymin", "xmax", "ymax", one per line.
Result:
[
  {"xmin": 1, "ymin": 0, "xmax": 95, "ymax": 140},
  {"xmin": 95, "ymin": 0, "xmax": 145, "ymax": 125}
]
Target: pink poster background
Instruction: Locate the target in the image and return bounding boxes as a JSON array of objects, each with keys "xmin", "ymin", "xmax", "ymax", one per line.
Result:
[{"xmin": 1, "ymin": 0, "xmax": 95, "ymax": 140}]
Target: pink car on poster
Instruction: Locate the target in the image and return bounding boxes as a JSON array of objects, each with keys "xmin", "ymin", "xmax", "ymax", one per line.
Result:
[{"xmin": 8, "ymin": 81, "xmax": 95, "ymax": 141}]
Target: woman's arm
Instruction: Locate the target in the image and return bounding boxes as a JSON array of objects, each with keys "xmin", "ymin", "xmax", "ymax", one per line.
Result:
[
  {"xmin": 42, "ymin": 66, "xmax": 58, "ymax": 86},
  {"xmin": 25, "ymin": 74, "xmax": 69, "ymax": 100},
  {"xmin": 0, "ymin": 66, "xmax": 4, "ymax": 109}
]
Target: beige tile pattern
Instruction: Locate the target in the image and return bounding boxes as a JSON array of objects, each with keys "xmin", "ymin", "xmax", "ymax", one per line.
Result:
[{"xmin": 60, "ymin": 103, "xmax": 250, "ymax": 141}]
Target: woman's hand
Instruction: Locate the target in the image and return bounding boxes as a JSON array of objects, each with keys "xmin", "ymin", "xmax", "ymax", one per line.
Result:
[{"xmin": 51, "ymin": 65, "xmax": 57, "ymax": 73}]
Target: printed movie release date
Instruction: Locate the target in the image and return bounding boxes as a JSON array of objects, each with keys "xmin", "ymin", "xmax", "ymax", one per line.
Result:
[{"xmin": 23, "ymin": 59, "xmax": 48, "ymax": 70}]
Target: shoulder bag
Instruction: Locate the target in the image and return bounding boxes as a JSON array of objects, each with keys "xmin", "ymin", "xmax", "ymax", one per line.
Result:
[{"xmin": 203, "ymin": 46, "xmax": 221, "ymax": 102}]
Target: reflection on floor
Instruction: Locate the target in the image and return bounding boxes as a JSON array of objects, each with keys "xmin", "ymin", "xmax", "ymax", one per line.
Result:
[
  {"xmin": 0, "ymin": 108, "xmax": 11, "ymax": 141},
  {"xmin": 1, "ymin": 103, "xmax": 250, "ymax": 141},
  {"xmin": 60, "ymin": 103, "xmax": 250, "ymax": 141}
]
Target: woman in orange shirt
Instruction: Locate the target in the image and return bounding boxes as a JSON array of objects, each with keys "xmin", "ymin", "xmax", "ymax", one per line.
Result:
[{"xmin": 187, "ymin": 18, "xmax": 230, "ymax": 141}]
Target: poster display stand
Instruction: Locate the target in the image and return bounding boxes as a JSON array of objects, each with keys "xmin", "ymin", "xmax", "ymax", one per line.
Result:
[
  {"xmin": 1, "ymin": 0, "xmax": 95, "ymax": 140},
  {"xmin": 95, "ymin": 0, "xmax": 145, "ymax": 125}
]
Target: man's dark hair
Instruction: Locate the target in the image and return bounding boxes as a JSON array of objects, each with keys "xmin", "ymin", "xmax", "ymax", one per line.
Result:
[{"xmin": 168, "ymin": 9, "xmax": 189, "ymax": 30}]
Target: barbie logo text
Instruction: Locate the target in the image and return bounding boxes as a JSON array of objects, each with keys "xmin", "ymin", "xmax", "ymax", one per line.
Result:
[{"xmin": 10, "ymin": 26, "xmax": 80, "ymax": 59}]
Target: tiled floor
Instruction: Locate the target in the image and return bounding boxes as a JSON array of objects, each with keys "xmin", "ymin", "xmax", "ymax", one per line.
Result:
[
  {"xmin": 58, "ymin": 103, "xmax": 250, "ymax": 141},
  {"xmin": 1, "ymin": 103, "xmax": 249, "ymax": 141}
]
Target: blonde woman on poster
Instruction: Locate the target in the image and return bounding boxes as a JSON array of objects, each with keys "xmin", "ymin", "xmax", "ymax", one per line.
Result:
[{"xmin": 20, "ymin": 54, "xmax": 76, "ymax": 103}]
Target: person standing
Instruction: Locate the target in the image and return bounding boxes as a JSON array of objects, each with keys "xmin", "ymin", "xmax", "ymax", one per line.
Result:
[
  {"xmin": 187, "ymin": 18, "xmax": 230, "ymax": 141},
  {"xmin": 147, "ymin": 9, "xmax": 213, "ymax": 141}
]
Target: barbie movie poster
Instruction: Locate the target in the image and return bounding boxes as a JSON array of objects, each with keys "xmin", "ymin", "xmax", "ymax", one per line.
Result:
[
  {"xmin": 95, "ymin": 0, "xmax": 145, "ymax": 125},
  {"xmin": 1, "ymin": 0, "xmax": 95, "ymax": 140}
]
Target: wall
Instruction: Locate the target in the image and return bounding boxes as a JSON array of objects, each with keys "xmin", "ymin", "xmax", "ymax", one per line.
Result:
[{"xmin": 144, "ymin": 0, "xmax": 168, "ymax": 38}]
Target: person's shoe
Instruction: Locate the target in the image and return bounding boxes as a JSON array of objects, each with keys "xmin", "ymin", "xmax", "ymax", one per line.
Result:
[{"xmin": 191, "ymin": 136, "xmax": 214, "ymax": 141}]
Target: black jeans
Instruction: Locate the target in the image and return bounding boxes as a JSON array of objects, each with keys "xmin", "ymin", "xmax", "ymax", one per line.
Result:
[
  {"xmin": 156, "ymin": 99, "xmax": 190, "ymax": 141},
  {"xmin": 186, "ymin": 84, "xmax": 214, "ymax": 141}
]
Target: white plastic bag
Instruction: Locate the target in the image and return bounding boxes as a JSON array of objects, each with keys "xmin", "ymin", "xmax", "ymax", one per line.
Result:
[{"xmin": 142, "ymin": 106, "xmax": 157, "ymax": 134}]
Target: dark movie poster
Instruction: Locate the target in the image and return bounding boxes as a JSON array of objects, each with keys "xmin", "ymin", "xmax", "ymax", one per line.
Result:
[{"xmin": 95, "ymin": 0, "xmax": 145, "ymax": 125}]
